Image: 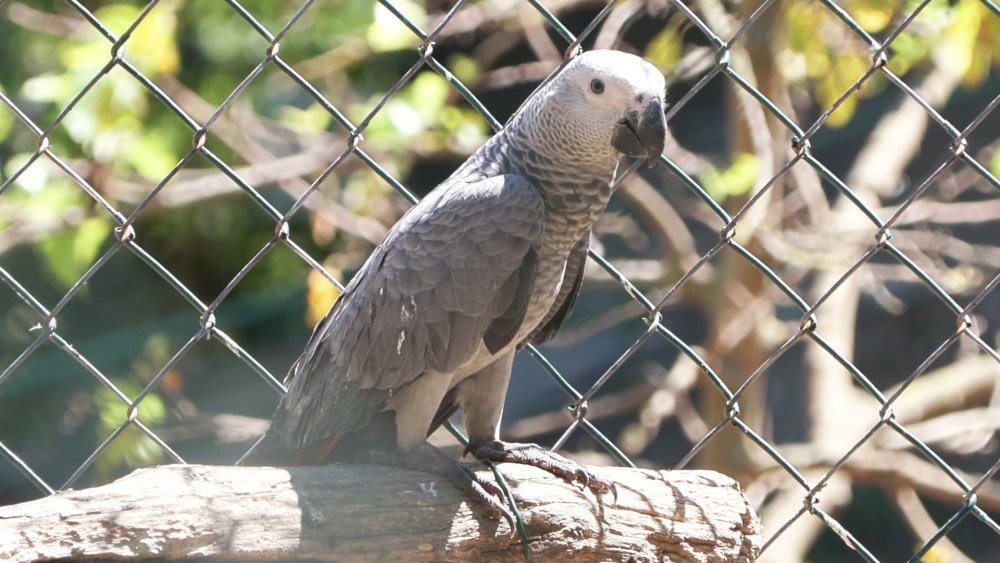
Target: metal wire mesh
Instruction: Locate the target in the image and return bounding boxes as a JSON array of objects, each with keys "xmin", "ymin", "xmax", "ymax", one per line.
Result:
[{"xmin": 1, "ymin": 0, "xmax": 999, "ymax": 560}]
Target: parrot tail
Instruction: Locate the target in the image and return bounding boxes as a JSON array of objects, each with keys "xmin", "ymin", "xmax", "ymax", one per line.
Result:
[{"xmin": 237, "ymin": 428, "xmax": 341, "ymax": 467}]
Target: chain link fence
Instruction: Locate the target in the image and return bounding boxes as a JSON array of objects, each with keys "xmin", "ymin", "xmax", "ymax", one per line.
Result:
[{"xmin": 2, "ymin": 0, "xmax": 999, "ymax": 560}]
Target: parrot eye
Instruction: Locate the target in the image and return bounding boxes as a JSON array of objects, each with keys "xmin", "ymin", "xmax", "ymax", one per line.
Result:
[{"xmin": 590, "ymin": 79, "xmax": 605, "ymax": 94}]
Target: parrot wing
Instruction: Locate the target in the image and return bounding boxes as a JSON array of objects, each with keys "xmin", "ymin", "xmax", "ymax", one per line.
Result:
[
  {"xmin": 425, "ymin": 230, "xmax": 591, "ymax": 441},
  {"xmin": 529, "ymin": 231, "xmax": 589, "ymax": 345}
]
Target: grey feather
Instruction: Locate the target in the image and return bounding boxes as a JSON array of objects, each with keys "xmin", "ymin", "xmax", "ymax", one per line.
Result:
[
  {"xmin": 484, "ymin": 246, "xmax": 539, "ymax": 354},
  {"xmin": 530, "ymin": 232, "xmax": 590, "ymax": 345}
]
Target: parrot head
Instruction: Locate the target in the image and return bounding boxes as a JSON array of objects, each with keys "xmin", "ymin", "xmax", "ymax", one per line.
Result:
[{"xmin": 542, "ymin": 50, "xmax": 667, "ymax": 168}]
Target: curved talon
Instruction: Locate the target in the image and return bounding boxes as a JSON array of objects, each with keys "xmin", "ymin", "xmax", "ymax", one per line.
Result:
[
  {"xmin": 579, "ymin": 469, "xmax": 617, "ymax": 504},
  {"xmin": 477, "ymin": 475, "xmax": 507, "ymax": 502},
  {"xmin": 472, "ymin": 481, "xmax": 516, "ymax": 532},
  {"xmin": 590, "ymin": 477, "xmax": 615, "ymax": 495},
  {"xmin": 498, "ymin": 507, "xmax": 517, "ymax": 535},
  {"xmin": 576, "ymin": 468, "xmax": 590, "ymax": 489}
]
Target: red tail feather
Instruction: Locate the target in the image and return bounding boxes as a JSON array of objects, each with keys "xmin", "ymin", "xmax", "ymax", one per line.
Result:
[{"xmin": 290, "ymin": 435, "xmax": 341, "ymax": 467}]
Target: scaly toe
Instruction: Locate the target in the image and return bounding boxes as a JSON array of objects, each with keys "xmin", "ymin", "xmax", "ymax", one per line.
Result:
[
  {"xmin": 467, "ymin": 479, "xmax": 516, "ymax": 532},
  {"xmin": 469, "ymin": 469, "xmax": 508, "ymax": 502},
  {"xmin": 584, "ymin": 471, "xmax": 617, "ymax": 503}
]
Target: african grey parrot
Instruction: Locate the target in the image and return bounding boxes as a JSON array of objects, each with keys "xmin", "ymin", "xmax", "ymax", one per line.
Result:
[{"xmin": 243, "ymin": 50, "xmax": 667, "ymax": 524}]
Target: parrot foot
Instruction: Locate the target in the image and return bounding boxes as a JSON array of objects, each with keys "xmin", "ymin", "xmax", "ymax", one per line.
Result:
[
  {"xmin": 466, "ymin": 440, "xmax": 617, "ymax": 503},
  {"xmin": 357, "ymin": 442, "xmax": 516, "ymax": 532}
]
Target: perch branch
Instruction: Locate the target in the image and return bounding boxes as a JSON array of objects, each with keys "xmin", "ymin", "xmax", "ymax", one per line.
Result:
[{"xmin": 0, "ymin": 464, "xmax": 760, "ymax": 562}]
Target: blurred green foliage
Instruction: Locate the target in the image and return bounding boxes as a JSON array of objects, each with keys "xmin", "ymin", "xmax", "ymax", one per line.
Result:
[
  {"xmin": 0, "ymin": 0, "xmax": 495, "ymax": 485},
  {"xmin": 700, "ymin": 152, "xmax": 759, "ymax": 200},
  {"xmin": 643, "ymin": 12, "xmax": 685, "ymax": 74},
  {"xmin": 785, "ymin": 0, "xmax": 999, "ymax": 126},
  {"xmin": 37, "ymin": 216, "xmax": 110, "ymax": 288},
  {"xmin": 641, "ymin": 0, "xmax": 999, "ymax": 198},
  {"xmin": 91, "ymin": 334, "xmax": 171, "ymax": 478}
]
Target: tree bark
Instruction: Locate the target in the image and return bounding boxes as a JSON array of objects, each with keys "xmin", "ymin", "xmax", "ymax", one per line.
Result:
[{"xmin": 0, "ymin": 464, "xmax": 760, "ymax": 562}]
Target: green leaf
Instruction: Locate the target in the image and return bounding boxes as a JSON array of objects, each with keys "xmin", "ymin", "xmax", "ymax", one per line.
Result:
[
  {"xmin": 126, "ymin": 129, "xmax": 183, "ymax": 179},
  {"xmin": 942, "ymin": 0, "xmax": 985, "ymax": 85},
  {"xmin": 817, "ymin": 54, "xmax": 868, "ymax": 126},
  {"xmin": 95, "ymin": 383, "xmax": 166, "ymax": 431},
  {"xmin": 279, "ymin": 103, "xmax": 333, "ymax": 134},
  {"xmin": 644, "ymin": 26, "xmax": 683, "ymax": 73},
  {"xmin": 448, "ymin": 54, "xmax": 481, "ymax": 84},
  {"xmin": 849, "ymin": 0, "xmax": 898, "ymax": 33},
  {"xmin": 367, "ymin": 0, "xmax": 424, "ymax": 52},
  {"xmin": 91, "ymin": 334, "xmax": 174, "ymax": 483},
  {"xmin": 21, "ymin": 73, "xmax": 73, "ymax": 104},
  {"xmin": 36, "ymin": 216, "xmax": 111, "ymax": 289},
  {"xmin": 92, "ymin": 425, "xmax": 166, "ymax": 482},
  {"xmin": 989, "ymin": 149, "xmax": 1000, "ymax": 180},
  {"xmin": 93, "ymin": 379, "xmax": 166, "ymax": 482},
  {"xmin": 407, "ymin": 72, "xmax": 449, "ymax": 121},
  {"xmin": 93, "ymin": 4, "xmax": 179, "ymax": 76},
  {"xmin": 700, "ymin": 153, "xmax": 759, "ymax": 200}
]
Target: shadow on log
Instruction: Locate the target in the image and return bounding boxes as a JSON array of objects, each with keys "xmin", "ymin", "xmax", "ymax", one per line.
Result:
[{"xmin": 0, "ymin": 464, "xmax": 760, "ymax": 562}]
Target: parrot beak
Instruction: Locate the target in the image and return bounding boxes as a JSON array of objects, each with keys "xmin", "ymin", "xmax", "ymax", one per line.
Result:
[{"xmin": 612, "ymin": 97, "xmax": 666, "ymax": 167}]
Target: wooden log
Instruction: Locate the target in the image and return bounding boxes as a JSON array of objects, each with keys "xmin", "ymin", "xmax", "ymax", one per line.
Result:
[{"xmin": 0, "ymin": 464, "xmax": 760, "ymax": 562}]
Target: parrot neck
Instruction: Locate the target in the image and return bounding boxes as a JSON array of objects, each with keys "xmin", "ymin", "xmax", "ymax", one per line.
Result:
[
  {"xmin": 492, "ymin": 126, "xmax": 615, "ymax": 251},
  {"xmin": 502, "ymin": 107, "xmax": 618, "ymax": 218},
  {"xmin": 512, "ymin": 98, "xmax": 622, "ymax": 175},
  {"xmin": 459, "ymin": 97, "xmax": 622, "ymax": 250}
]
